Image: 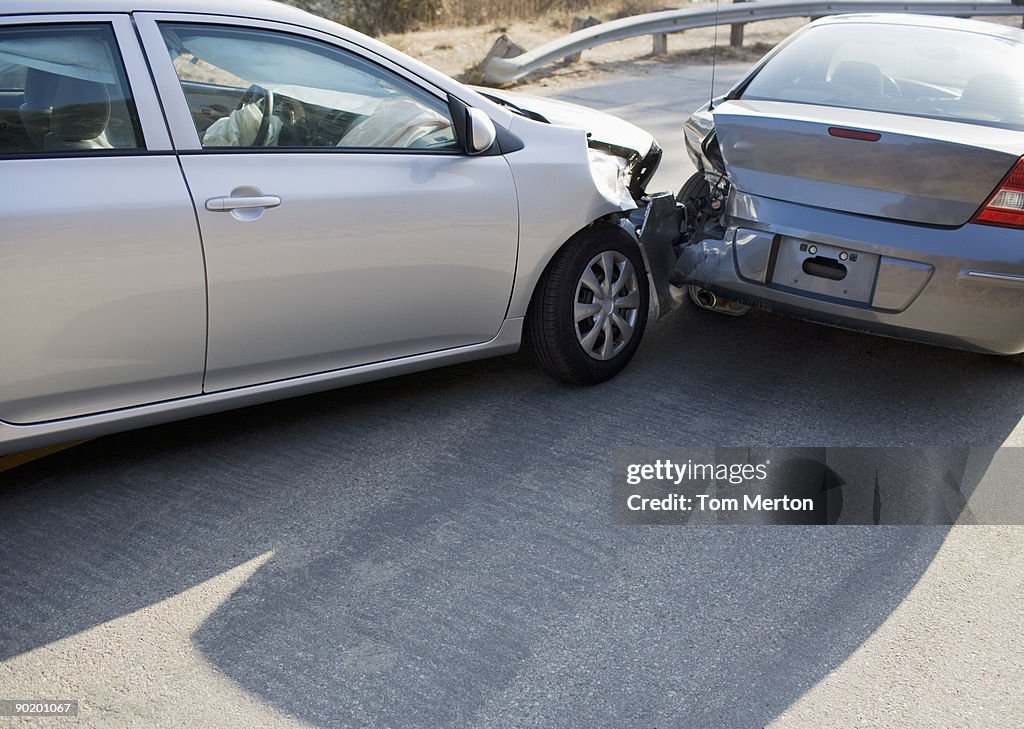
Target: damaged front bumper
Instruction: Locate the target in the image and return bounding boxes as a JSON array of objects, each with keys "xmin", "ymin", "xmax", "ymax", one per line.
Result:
[{"xmin": 620, "ymin": 191, "xmax": 688, "ymax": 320}]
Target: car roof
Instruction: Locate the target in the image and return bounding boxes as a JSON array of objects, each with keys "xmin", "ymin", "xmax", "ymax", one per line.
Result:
[
  {"xmin": 0, "ymin": 0, "xmax": 309, "ymax": 20},
  {"xmin": 810, "ymin": 13, "xmax": 1024, "ymax": 43},
  {"xmin": 0, "ymin": 0, "xmax": 518, "ymax": 129}
]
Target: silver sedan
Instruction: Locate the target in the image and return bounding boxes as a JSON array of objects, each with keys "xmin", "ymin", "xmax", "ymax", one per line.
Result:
[
  {"xmin": 0, "ymin": 0, "xmax": 680, "ymax": 455},
  {"xmin": 675, "ymin": 14, "xmax": 1024, "ymax": 362}
]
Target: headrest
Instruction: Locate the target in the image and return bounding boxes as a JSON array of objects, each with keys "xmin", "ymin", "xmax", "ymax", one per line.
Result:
[
  {"xmin": 830, "ymin": 61, "xmax": 884, "ymax": 96},
  {"xmin": 960, "ymin": 73, "xmax": 1024, "ymax": 121},
  {"xmin": 22, "ymin": 67, "xmax": 62, "ymax": 108},
  {"xmin": 48, "ymin": 76, "xmax": 110, "ymax": 142}
]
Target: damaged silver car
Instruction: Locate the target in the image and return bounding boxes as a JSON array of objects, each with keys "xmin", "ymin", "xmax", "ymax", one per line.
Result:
[
  {"xmin": 0, "ymin": 0, "xmax": 682, "ymax": 455},
  {"xmin": 675, "ymin": 15, "xmax": 1024, "ymax": 361}
]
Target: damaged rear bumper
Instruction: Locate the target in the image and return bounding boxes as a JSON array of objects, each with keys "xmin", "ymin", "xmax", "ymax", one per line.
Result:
[{"xmin": 674, "ymin": 190, "xmax": 1024, "ymax": 356}]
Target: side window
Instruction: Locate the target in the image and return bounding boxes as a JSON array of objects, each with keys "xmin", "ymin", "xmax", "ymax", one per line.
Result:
[
  {"xmin": 160, "ymin": 23, "xmax": 459, "ymax": 152},
  {"xmin": 0, "ymin": 23, "xmax": 143, "ymax": 153}
]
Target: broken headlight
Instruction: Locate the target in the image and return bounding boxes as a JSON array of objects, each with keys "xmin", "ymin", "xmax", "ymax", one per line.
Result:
[{"xmin": 588, "ymin": 148, "xmax": 633, "ymax": 207}]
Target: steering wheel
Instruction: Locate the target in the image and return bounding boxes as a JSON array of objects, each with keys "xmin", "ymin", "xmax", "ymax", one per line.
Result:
[{"xmin": 237, "ymin": 83, "xmax": 275, "ymax": 146}]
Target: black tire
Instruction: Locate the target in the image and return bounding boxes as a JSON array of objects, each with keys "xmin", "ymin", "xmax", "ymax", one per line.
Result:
[
  {"xmin": 676, "ymin": 170, "xmax": 710, "ymax": 205},
  {"xmin": 525, "ymin": 226, "xmax": 649, "ymax": 385},
  {"xmin": 676, "ymin": 169, "xmax": 717, "ymax": 244}
]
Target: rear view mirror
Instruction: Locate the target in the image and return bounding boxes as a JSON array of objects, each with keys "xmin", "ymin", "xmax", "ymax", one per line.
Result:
[{"xmin": 448, "ymin": 95, "xmax": 496, "ymax": 155}]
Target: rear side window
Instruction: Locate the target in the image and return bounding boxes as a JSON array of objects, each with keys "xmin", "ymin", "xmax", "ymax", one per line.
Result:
[
  {"xmin": 740, "ymin": 23, "xmax": 1024, "ymax": 130},
  {"xmin": 0, "ymin": 23, "xmax": 143, "ymax": 154}
]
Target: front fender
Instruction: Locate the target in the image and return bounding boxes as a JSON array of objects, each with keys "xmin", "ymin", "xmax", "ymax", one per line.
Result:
[
  {"xmin": 503, "ymin": 117, "xmax": 638, "ymax": 319},
  {"xmin": 504, "ymin": 118, "xmax": 684, "ymax": 320}
]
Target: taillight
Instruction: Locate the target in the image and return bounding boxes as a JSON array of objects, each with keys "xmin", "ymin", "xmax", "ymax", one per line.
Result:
[{"xmin": 973, "ymin": 156, "xmax": 1024, "ymax": 228}]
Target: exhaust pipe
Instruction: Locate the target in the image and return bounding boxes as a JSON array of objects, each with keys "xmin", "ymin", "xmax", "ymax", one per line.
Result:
[
  {"xmin": 693, "ymin": 288, "xmax": 717, "ymax": 309},
  {"xmin": 687, "ymin": 285, "xmax": 750, "ymax": 317}
]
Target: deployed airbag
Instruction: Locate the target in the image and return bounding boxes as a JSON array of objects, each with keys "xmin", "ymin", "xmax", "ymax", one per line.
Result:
[
  {"xmin": 202, "ymin": 102, "xmax": 282, "ymax": 147},
  {"xmin": 337, "ymin": 98, "xmax": 450, "ymax": 148}
]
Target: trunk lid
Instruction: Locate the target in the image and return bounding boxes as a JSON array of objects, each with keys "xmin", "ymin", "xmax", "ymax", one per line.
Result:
[{"xmin": 713, "ymin": 99, "xmax": 1022, "ymax": 226}]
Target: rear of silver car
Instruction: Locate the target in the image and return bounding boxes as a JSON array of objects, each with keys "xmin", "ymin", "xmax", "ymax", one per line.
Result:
[{"xmin": 676, "ymin": 16, "xmax": 1024, "ymax": 356}]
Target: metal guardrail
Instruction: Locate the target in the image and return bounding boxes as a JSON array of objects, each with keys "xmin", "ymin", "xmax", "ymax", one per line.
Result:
[{"xmin": 481, "ymin": 0, "xmax": 1024, "ymax": 84}]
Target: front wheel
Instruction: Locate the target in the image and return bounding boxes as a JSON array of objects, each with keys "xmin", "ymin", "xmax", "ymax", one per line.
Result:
[{"xmin": 526, "ymin": 227, "xmax": 649, "ymax": 385}]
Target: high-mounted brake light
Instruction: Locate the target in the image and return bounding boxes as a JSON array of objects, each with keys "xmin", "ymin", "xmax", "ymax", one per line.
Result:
[
  {"xmin": 828, "ymin": 127, "xmax": 881, "ymax": 142},
  {"xmin": 973, "ymin": 156, "xmax": 1024, "ymax": 228}
]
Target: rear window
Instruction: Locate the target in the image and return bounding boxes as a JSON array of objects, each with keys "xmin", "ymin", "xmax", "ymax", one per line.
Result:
[
  {"xmin": 740, "ymin": 23, "xmax": 1024, "ymax": 130},
  {"xmin": 0, "ymin": 23, "xmax": 143, "ymax": 153}
]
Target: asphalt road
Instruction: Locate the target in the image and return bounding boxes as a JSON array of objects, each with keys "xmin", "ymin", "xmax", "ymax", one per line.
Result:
[{"xmin": 2, "ymin": 62, "xmax": 1024, "ymax": 729}]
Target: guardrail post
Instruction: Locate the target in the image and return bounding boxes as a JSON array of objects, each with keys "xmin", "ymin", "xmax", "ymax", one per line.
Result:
[
  {"xmin": 568, "ymin": 16, "xmax": 601, "ymax": 62},
  {"xmin": 483, "ymin": 34, "xmax": 525, "ymax": 65},
  {"xmin": 652, "ymin": 32, "xmax": 668, "ymax": 55},
  {"xmin": 730, "ymin": 0, "xmax": 748, "ymax": 47}
]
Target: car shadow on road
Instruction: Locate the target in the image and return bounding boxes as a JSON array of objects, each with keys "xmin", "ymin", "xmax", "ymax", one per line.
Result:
[{"xmin": 1, "ymin": 307, "xmax": 1021, "ymax": 727}]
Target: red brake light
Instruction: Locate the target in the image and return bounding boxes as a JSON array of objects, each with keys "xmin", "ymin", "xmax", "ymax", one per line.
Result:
[
  {"xmin": 973, "ymin": 156, "xmax": 1024, "ymax": 228},
  {"xmin": 828, "ymin": 127, "xmax": 881, "ymax": 142}
]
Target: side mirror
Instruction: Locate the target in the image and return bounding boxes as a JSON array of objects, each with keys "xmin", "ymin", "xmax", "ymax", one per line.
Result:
[
  {"xmin": 466, "ymin": 107, "xmax": 497, "ymax": 154},
  {"xmin": 448, "ymin": 95, "xmax": 496, "ymax": 155}
]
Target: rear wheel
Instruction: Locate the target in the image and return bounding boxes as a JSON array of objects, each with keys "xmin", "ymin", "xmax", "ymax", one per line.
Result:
[
  {"xmin": 676, "ymin": 170, "xmax": 711, "ymax": 206},
  {"xmin": 526, "ymin": 227, "xmax": 649, "ymax": 385}
]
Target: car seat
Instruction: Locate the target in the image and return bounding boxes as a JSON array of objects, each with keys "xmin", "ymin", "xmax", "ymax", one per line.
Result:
[
  {"xmin": 959, "ymin": 73, "xmax": 1024, "ymax": 122},
  {"xmin": 830, "ymin": 61, "xmax": 884, "ymax": 98},
  {"xmin": 43, "ymin": 76, "xmax": 112, "ymax": 150},
  {"xmin": 19, "ymin": 67, "xmax": 62, "ymax": 148}
]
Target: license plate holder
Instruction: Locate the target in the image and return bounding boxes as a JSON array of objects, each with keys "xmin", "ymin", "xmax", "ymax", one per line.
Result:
[{"xmin": 770, "ymin": 237, "xmax": 878, "ymax": 304}]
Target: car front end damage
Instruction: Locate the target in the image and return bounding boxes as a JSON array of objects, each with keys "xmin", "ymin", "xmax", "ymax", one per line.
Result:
[
  {"xmin": 476, "ymin": 87, "xmax": 688, "ymax": 320},
  {"xmin": 583, "ymin": 132, "xmax": 688, "ymax": 321}
]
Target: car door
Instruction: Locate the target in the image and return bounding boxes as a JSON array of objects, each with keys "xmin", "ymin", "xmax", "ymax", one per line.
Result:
[
  {"xmin": 0, "ymin": 15, "xmax": 206, "ymax": 424},
  {"xmin": 135, "ymin": 15, "xmax": 519, "ymax": 393}
]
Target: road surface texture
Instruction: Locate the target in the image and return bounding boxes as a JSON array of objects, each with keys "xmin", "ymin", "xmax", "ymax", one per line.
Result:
[{"xmin": 2, "ymin": 62, "xmax": 1023, "ymax": 729}]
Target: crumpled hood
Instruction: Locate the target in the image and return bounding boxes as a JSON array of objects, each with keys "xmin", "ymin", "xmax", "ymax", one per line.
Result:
[{"xmin": 473, "ymin": 86, "xmax": 655, "ymax": 159}]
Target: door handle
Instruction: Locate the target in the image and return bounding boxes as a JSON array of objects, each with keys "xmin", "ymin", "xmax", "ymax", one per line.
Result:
[{"xmin": 206, "ymin": 195, "xmax": 281, "ymax": 212}]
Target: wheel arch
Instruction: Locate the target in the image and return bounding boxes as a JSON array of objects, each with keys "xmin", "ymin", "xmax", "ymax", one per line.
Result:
[{"xmin": 520, "ymin": 216, "xmax": 641, "ymax": 320}]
